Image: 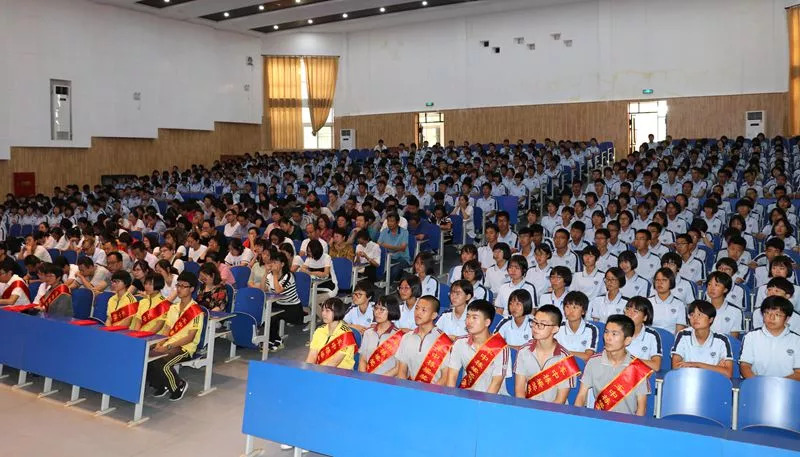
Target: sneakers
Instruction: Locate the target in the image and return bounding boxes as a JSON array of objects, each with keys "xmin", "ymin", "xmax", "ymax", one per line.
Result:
[
  {"xmin": 269, "ymin": 339, "xmax": 284, "ymax": 352},
  {"xmin": 152, "ymin": 386, "xmax": 169, "ymax": 398},
  {"xmin": 169, "ymin": 381, "xmax": 188, "ymax": 401}
]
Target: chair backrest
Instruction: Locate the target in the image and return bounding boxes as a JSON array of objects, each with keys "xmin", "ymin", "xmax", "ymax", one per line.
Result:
[
  {"xmin": 294, "ymin": 271, "xmax": 311, "ymax": 307},
  {"xmin": 590, "ymin": 320, "xmax": 605, "ymax": 353},
  {"xmin": 47, "ymin": 249, "xmax": 60, "ymax": 261},
  {"xmin": 505, "ymin": 348, "xmax": 518, "ymax": 395},
  {"xmin": 376, "ymin": 247, "xmax": 388, "ymax": 279},
  {"xmin": 130, "ymin": 231, "xmax": 143, "ymax": 241},
  {"xmin": 727, "ymin": 335, "xmax": 742, "ymax": 379},
  {"xmin": 195, "ymin": 307, "xmax": 210, "ymax": 355},
  {"xmin": 450, "ymin": 214, "xmax": 464, "ymax": 245},
  {"xmin": 473, "ymin": 206, "xmax": 484, "ymax": 234},
  {"xmin": 91, "ymin": 291, "xmax": 114, "ymax": 323},
  {"xmin": 653, "ymin": 327, "xmax": 676, "ymax": 372},
  {"xmin": 293, "ymin": 239, "xmax": 302, "ymax": 256},
  {"xmin": 230, "ymin": 265, "xmax": 251, "ymax": 289},
  {"xmin": 495, "ymin": 196, "xmax": 519, "ymax": 225},
  {"xmin": 438, "ymin": 283, "xmax": 450, "ymax": 311},
  {"xmin": 738, "ymin": 376, "xmax": 800, "ymax": 436},
  {"xmin": 232, "ymin": 287, "xmax": 266, "ymax": 322},
  {"xmin": 183, "ymin": 261, "xmax": 200, "ymax": 276},
  {"xmin": 71, "ymin": 288, "xmax": 94, "ymax": 320},
  {"xmin": 567, "ymin": 357, "xmax": 586, "ymax": 405},
  {"xmin": 332, "ymin": 257, "xmax": 354, "ymax": 292},
  {"xmin": 62, "ymin": 250, "xmax": 78, "ymax": 265},
  {"xmin": 225, "ymin": 283, "xmax": 236, "ymax": 312},
  {"xmin": 28, "ymin": 282, "xmax": 42, "ymax": 301},
  {"xmin": 488, "ymin": 313, "xmax": 504, "ymax": 333},
  {"xmin": 660, "ymin": 368, "xmax": 733, "ymax": 428}
]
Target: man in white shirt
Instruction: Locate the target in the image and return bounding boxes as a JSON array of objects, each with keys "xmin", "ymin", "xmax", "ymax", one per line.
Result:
[{"xmin": 740, "ymin": 296, "xmax": 800, "ymax": 380}]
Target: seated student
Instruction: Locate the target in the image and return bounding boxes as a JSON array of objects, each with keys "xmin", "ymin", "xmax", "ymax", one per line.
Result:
[
  {"xmin": 647, "ymin": 267, "xmax": 687, "ymax": 334},
  {"xmin": 575, "ymin": 314, "xmax": 652, "ymax": 416},
  {"xmin": 660, "ymin": 252, "xmax": 696, "ymax": 306},
  {"xmin": 517, "ymin": 227, "xmax": 535, "ymax": 265},
  {"xmin": 264, "ymin": 250, "xmax": 304, "ymax": 351},
  {"xmin": 704, "ymin": 271, "xmax": 743, "ymax": 339},
  {"xmin": 484, "ymin": 242, "xmax": 512, "ymax": 296},
  {"xmin": 413, "ymin": 251, "xmax": 440, "ymax": 297},
  {"xmin": 714, "ymin": 257, "xmax": 748, "ymax": 311},
  {"xmin": 752, "ymin": 277, "xmax": 800, "ymax": 329},
  {"xmin": 396, "ymin": 295, "xmax": 452, "ymax": 385},
  {"xmin": 343, "ymin": 280, "xmax": 374, "ymax": 333},
  {"xmin": 358, "ymin": 295, "xmax": 404, "ymax": 376},
  {"xmin": 495, "ymin": 289, "xmax": 534, "ymax": 349},
  {"xmin": 105, "ymin": 271, "xmax": 138, "ymax": 327},
  {"xmin": 460, "ymin": 259, "xmax": 490, "ymax": 302},
  {"xmin": 195, "ymin": 263, "xmax": 227, "ymax": 312},
  {"xmin": 76, "ymin": 256, "xmax": 111, "ymax": 294},
  {"xmin": 354, "ymin": 229, "xmax": 381, "ymax": 282},
  {"xmin": 741, "ymin": 296, "xmax": 800, "ymax": 380},
  {"xmin": 301, "ymin": 239, "xmax": 338, "ymax": 315},
  {"xmin": 0, "ymin": 258, "xmax": 31, "ymax": 306},
  {"xmin": 436, "ymin": 279, "xmax": 471, "ymax": 339},
  {"xmin": 445, "ymin": 299, "xmax": 510, "ymax": 394},
  {"xmin": 556, "ymin": 291, "xmax": 599, "ymax": 362},
  {"xmin": 307, "ymin": 297, "xmax": 357, "ymax": 369},
  {"xmin": 571, "ymin": 246, "xmax": 605, "ymax": 300},
  {"xmin": 618, "ymin": 251, "xmax": 651, "ymax": 298},
  {"xmin": 477, "ymin": 223, "xmax": 500, "ymax": 271},
  {"xmin": 671, "ymin": 300, "xmax": 734, "ymax": 378},
  {"xmin": 524, "ymin": 243, "xmax": 553, "ymax": 297},
  {"xmin": 623, "ymin": 296, "xmax": 663, "ymax": 372},
  {"xmin": 539, "ymin": 266, "xmax": 572, "ymax": 312},
  {"xmin": 148, "ymin": 272, "xmax": 204, "ymax": 401},
  {"xmin": 224, "ymin": 239, "xmax": 254, "ymax": 267},
  {"xmin": 493, "ymin": 254, "xmax": 537, "ymax": 316},
  {"xmin": 158, "ymin": 243, "xmax": 185, "ymax": 274},
  {"xmin": 589, "ymin": 267, "xmax": 628, "ymax": 322},
  {"xmin": 396, "ymin": 275, "xmax": 422, "ymax": 330},
  {"xmin": 514, "ymin": 304, "xmax": 578, "ymax": 403},
  {"xmin": 30, "ymin": 263, "xmax": 73, "ymax": 317},
  {"xmin": 753, "ymin": 255, "xmax": 800, "ymax": 314},
  {"xmin": 131, "ymin": 272, "xmax": 169, "ymax": 333},
  {"xmin": 448, "ymin": 244, "xmax": 478, "ymax": 285}
]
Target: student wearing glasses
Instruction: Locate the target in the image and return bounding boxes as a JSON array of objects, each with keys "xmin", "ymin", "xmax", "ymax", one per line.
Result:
[
  {"xmin": 671, "ymin": 300, "xmax": 733, "ymax": 378},
  {"xmin": 740, "ymin": 296, "xmax": 800, "ymax": 380},
  {"xmin": 105, "ymin": 271, "xmax": 138, "ymax": 327},
  {"xmin": 556, "ymin": 291, "xmax": 599, "ymax": 362},
  {"xmin": 514, "ymin": 304, "xmax": 577, "ymax": 403},
  {"xmin": 343, "ymin": 280, "xmax": 374, "ymax": 333},
  {"xmin": 358, "ymin": 295, "xmax": 404, "ymax": 376},
  {"xmin": 148, "ymin": 272, "xmax": 204, "ymax": 401},
  {"xmin": 436, "ymin": 279, "xmax": 472, "ymax": 339},
  {"xmin": 461, "ymin": 259, "xmax": 490, "ymax": 302}
]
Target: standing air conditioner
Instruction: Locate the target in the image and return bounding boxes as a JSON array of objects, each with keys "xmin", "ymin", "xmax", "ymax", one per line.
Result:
[
  {"xmin": 745, "ymin": 111, "xmax": 765, "ymax": 139},
  {"xmin": 50, "ymin": 79, "xmax": 73, "ymax": 140},
  {"xmin": 340, "ymin": 129, "xmax": 356, "ymax": 150}
]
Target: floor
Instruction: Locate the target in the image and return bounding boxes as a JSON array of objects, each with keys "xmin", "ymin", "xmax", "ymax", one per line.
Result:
[{"xmin": 1, "ymin": 245, "xmax": 464, "ymax": 457}]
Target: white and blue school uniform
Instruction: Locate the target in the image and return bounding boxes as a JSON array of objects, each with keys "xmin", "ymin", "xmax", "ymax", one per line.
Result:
[
  {"xmin": 420, "ymin": 275, "xmax": 440, "ymax": 298},
  {"xmin": 494, "ymin": 315, "xmax": 533, "ymax": 347}
]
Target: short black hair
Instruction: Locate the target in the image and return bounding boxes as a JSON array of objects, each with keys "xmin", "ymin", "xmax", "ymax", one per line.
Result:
[
  {"xmin": 353, "ymin": 280, "xmax": 374, "ymax": 299},
  {"xmin": 706, "ymin": 271, "xmax": 732, "ymax": 294},
  {"xmin": 766, "ymin": 277, "xmax": 794, "ymax": 297},
  {"xmin": 508, "ymin": 254, "xmax": 528, "ymax": 275},
  {"xmin": 451, "ymin": 279, "xmax": 473, "ymax": 299},
  {"xmin": 321, "ymin": 297, "xmax": 348, "ymax": 321},
  {"xmin": 467, "ymin": 299, "xmax": 495, "ymax": 322},
  {"xmin": 419, "ymin": 294, "xmax": 441, "ymax": 315},
  {"xmin": 414, "ymin": 251, "xmax": 437, "ymax": 276},
  {"xmin": 606, "ymin": 314, "xmax": 635, "ymax": 338},
  {"xmin": 550, "ymin": 266, "xmax": 572, "ymax": 286},
  {"xmin": 111, "ymin": 270, "xmax": 132, "ymax": 288},
  {"xmin": 461, "ymin": 259, "xmax": 483, "ymax": 282},
  {"xmin": 0, "ymin": 258, "xmax": 16, "ymax": 274},
  {"xmin": 688, "ymin": 299, "xmax": 716, "ymax": 320},
  {"xmin": 493, "ymin": 242, "xmax": 512, "ymax": 261},
  {"xmin": 625, "ymin": 296, "xmax": 654, "ymax": 326},
  {"xmin": 536, "ymin": 304, "xmax": 562, "ymax": 326},
  {"xmin": 144, "ymin": 271, "xmax": 165, "ymax": 291},
  {"xmin": 509, "ymin": 289, "xmax": 533, "ymax": 315},
  {"xmin": 617, "ymin": 250, "xmax": 638, "ymax": 270},
  {"xmin": 77, "ymin": 256, "xmax": 95, "ymax": 268},
  {"xmin": 177, "ymin": 271, "xmax": 199, "ymax": 289},
  {"xmin": 307, "ymin": 239, "xmax": 323, "ymax": 260},
  {"xmin": 375, "ymin": 294, "xmax": 401, "ymax": 321},
  {"xmin": 400, "ymin": 275, "xmax": 422, "ymax": 297},
  {"xmin": 760, "ymin": 296, "xmax": 794, "ymax": 318},
  {"xmin": 563, "ymin": 291, "xmax": 589, "ymax": 314},
  {"xmin": 661, "ymin": 252, "xmax": 682, "ymax": 269}
]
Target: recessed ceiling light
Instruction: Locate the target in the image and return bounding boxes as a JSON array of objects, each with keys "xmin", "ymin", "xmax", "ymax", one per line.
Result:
[
  {"xmin": 223, "ymin": 11, "xmax": 230, "ymax": 17},
  {"xmin": 379, "ymin": 7, "xmax": 386, "ymax": 12},
  {"xmin": 273, "ymin": 25, "xmax": 279, "ymax": 30},
  {"xmin": 259, "ymin": 5, "xmax": 265, "ymax": 10},
  {"xmin": 163, "ymin": 0, "xmax": 170, "ymax": 3},
  {"xmin": 307, "ymin": 18, "xmax": 313, "ymax": 24},
  {"xmin": 342, "ymin": 13, "xmax": 348, "ymax": 18},
  {"xmin": 295, "ymin": 0, "xmax": 301, "ymax": 3},
  {"xmin": 421, "ymin": 1, "xmax": 428, "ymax": 5}
]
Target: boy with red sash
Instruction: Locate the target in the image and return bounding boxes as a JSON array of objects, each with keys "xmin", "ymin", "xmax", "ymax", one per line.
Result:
[
  {"xmin": 131, "ymin": 272, "xmax": 169, "ymax": 333},
  {"xmin": 445, "ymin": 299, "xmax": 510, "ymax": 394},
  {"xmin": 514, "ymin": 305, "xmax": 580, "ymax": 404},
  {"xmin": 148, "ymin": 272, "xmax": 205, "ymax": 401},
  {"xmin": 306, "ymin": 297, "xmax": 357, "ymax": 369},
  {"xmin": 358, "ymin": 295, "xmax": 405, "ymax": 376},
  {"xmin": 105, "ymin": 271, "xmax": 138, "ymax": 327},
  {"xmin": 31, "ymin": 264, "xmax": 73, "ymax": 317},
  {"xmin": 396, "ymin": 295, "xmax": 452, "ymax": 385},
  {"xmin": 0, "ymin": 258, "xmax": 31, "ymax": 306},
  {"xmin": 575, "ymin": 314, "xmax": 652, "ymax": 416}
]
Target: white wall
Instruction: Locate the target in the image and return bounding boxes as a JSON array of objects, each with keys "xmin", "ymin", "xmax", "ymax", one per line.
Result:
[
  {"xmin": 0, "ymin": 0, "xmax": 263, "ymax": 159},
  {"xmin": 334, "ymin": 0, "xmax": 789, "ymax": 116}
]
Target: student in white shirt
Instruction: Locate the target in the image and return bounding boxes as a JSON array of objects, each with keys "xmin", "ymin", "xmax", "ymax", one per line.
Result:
[
  {"xmin": 300, "ymin": 240, "xmax": 338, "ymax": 315},
  {"xmin": 494, "ymin": 288, "xmax": 534, "ymax": 349},
  {"xmin": 623, "ymin": 296, "xmax": 663, "ymax": 372},
  {"xmin": 589, "ymin": 267, "xmax": 628, "ymax": 323},
  {"xmin": 461, "ymin": 259, "xmax": 490, "ymax": 303},
  {"xmin": 343, "ymin": 280, "xmax": 374, "ymax": 333},
  {"xmin": 752, "ymin": 277, "xmax": 800, "ymax": 330},
  {"xmin": 741, "ymin": 296, "xmax": 800, "ymax": 380},
  {"xmin": 354, "ymin": 229, "xmax": 381, "ymax": 282},
  {"xmin": 395, "ymin": 275, "xmax": 421, "ymax": 330},
  {"xmin": 185, "ymin": 232, "xmax": 208, "ymax": 263},
  {"xmin": 484, "ymin": 243, "xmax": 512, "ymax": 296},
  {"xmin": 647, "ymin": 267, "xmax": 687, "ymax": 334},
  {"xmin": 524, "ymin": 244, "xmax": 553, "ymax": 298},
  {"xmin": 436, "ymin": 279, "xmax": 471, "ymax": 339},
  {"xmin": 617, "ymin": 251, "xmax": 651, "ymax": 299},
  {"xmin": 539, "ymin": 266, "xmax": 572, "ymax": 314},
  {"xmin": 671, "ymin": 300, "xmax": 734, "ymax": 378},
  {"xmin": 413, "ymin": 251, "xmax": 440, "ymax": 298},
  {"xmin": 493, "ymin": 255, "xmax": 537, "ymax": 316},
  {"xmin": 550, "ymin": 228, "xmax": 581, "ymax": 272},
  {"xmin": 555, "ymin": 291, "xmax": 599, "ymax": 362},
  {"xmin": 705, "ymin": 271, "xmax": 743, "ymax": 339},
  {"xmin": 571, "ymin": 246, "xmax": 605, "ymax": 300}
]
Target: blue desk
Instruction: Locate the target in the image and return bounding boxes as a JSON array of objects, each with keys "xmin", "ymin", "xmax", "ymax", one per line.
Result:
[
  {"xmin": 241, "ymin": 359, "xmax": 800, "ymax": 457},
  {"xmin": 0, "ymin": 310, "xmax": 164, "ymax": 426}
]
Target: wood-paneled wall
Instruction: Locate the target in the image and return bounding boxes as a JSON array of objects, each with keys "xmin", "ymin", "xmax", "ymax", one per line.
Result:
[
  {"xmin": 0, "ymin": 121, "xmax": 260, "ymax": 195},
  {"xmin": 666, "ymin": 93, "xmax": 788, "ymax": 140},
  {"xmin": 334, "ymin": 92, "xmax": 789, "ymax": 157}
]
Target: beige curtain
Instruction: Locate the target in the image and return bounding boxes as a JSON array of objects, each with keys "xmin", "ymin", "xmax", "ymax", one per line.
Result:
[
  {"xmin": 264, "ymin": 56, "xmax": 303, "ymax": 151},
  {"xmin": 304, "ymin": 56, "xmax": 339, "ymax": 136},
  {"xmin": 790, "ymin": 7, "xmax": 800, "ymax": 136}
]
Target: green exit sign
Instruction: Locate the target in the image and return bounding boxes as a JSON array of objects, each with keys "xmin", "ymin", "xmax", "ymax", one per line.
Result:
[
  {"xmin": 642, "ymin": 89, "xmax": 654, "ymax": 95},
  {"xmin": 425, "ymin": 102, "xmax": 435, "ymax": 107}
]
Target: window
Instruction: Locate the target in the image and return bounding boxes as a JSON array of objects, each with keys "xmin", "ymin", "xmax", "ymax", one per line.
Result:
[{"xmin": 300, "ymin": 59, "xmax": 334, "ymax": 149}]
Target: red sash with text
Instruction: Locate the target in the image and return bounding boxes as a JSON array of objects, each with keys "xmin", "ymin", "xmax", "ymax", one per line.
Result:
[
  {"xmin": 414, "ymin": 332, "xmax": 453, "ymax": 384},
  {"xmin": 315, "ymin": 331, "xmax": 357, "ymax": 365},
  {"xmin": 109, "ymin": 301, "xmax": 139, "ymax": 325},
  {"xmin": 525, "ymin": 355, "xmax": 581, "ymax": 399},
  {"xmin": 140, "ymin": 299, "xmax": 172, "ymax": 326},
  {"xmin": 40, "ymin": 284, "xmax": 70, "ymax": 312},
  {"xmin": 460, "ymin": 333, "xmax": 507, "ymax": 389},
  {"xmin": 1, "ymin": 280, "xmax": 30, "ymax": 301},
  {"xmin": 594, "ymin": 357, "xmax": 653, "ymax": 412},
  {"xmin": 366, "ymin": 329, "xmax": 405, "ymax": 373},
  {"xmin": 167, "ymin": 304, "xmax": 203, "ymax": 337}
]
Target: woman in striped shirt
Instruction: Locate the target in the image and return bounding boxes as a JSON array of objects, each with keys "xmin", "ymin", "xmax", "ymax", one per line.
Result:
[{"xmin": 264, "ymin": 249, "xmax": 304, "ymax": 351}]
